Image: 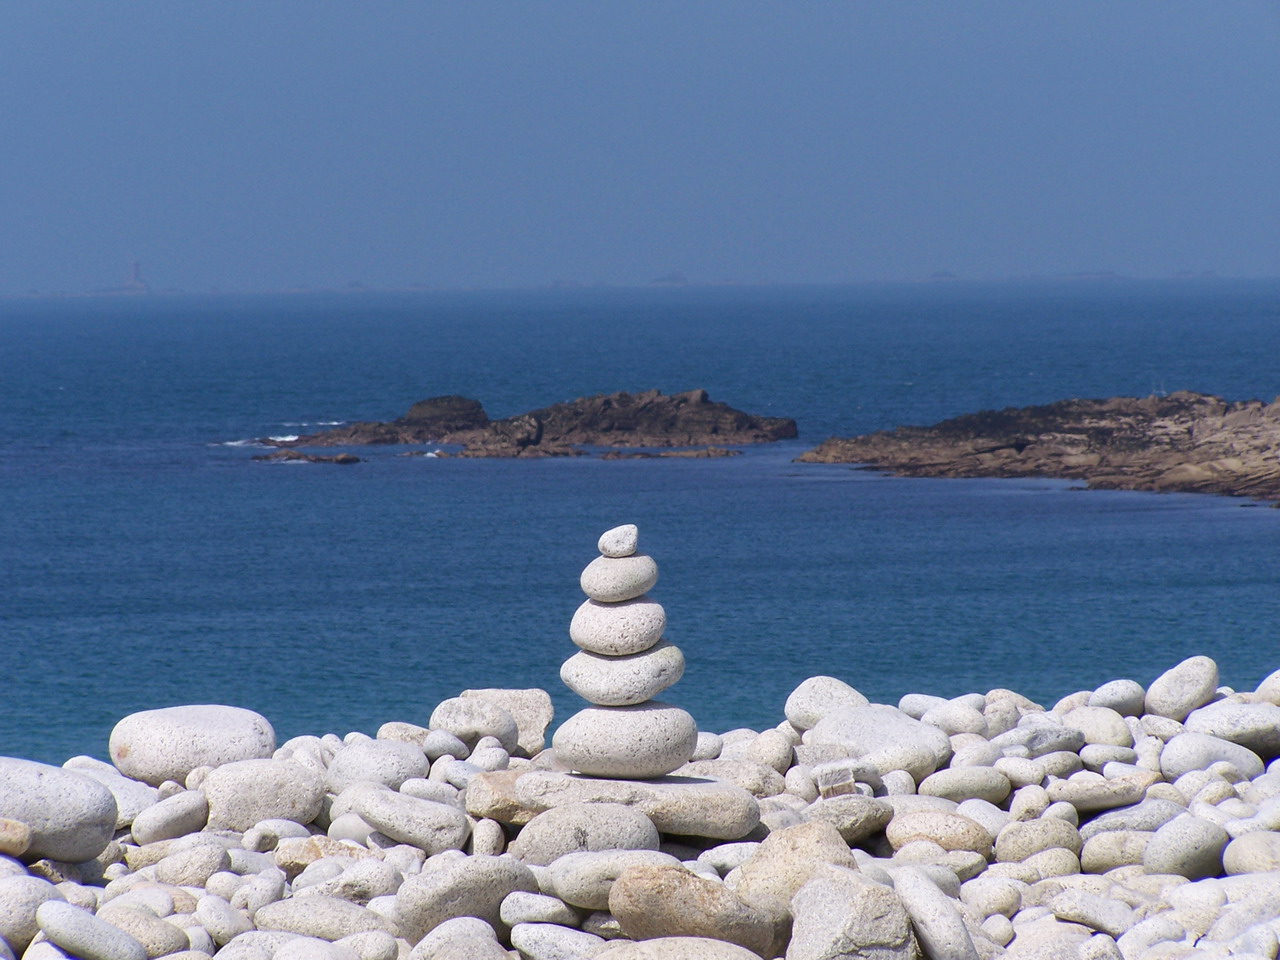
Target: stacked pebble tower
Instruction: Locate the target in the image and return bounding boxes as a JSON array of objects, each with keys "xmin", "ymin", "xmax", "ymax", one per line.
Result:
[{"xmin": 551, "ymin": 523, "xmax": 699, "ymax": 778}]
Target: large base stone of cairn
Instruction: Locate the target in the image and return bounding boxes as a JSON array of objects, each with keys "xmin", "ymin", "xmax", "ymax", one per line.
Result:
[{"xmin": 552, "ymin": 524, "xmax": 698, "ymax": 779}]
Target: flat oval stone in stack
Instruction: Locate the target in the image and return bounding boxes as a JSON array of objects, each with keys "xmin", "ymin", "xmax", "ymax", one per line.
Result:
[{"xmin": 553, "ymin": 525, "xmax": 698, "ymax": 779}]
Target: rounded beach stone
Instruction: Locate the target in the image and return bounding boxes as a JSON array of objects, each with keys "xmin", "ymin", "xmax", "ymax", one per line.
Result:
[
  {"xmin": 553, "ymin": 702, "xmax": 697, "ymax": 779},
  {"xmin": 154, "ymin": 842, "xmax": 231, "ymax": 886},
  {"xmin": 1080, "ymin": 830, "xmax": 1151, "ymax": 872},
  {"xmin": 196, "ymin": 893, "xmax": 253, "ymax": 945},
  {"xmin": 995, "ymin": 818, "xmax": 1082, "ymax": 861},
  {"xmin": 580, "ymin": 555, "xmax": 659, "ymax": 603},
  {"xmin": 1143, "ymin": 815, "xmax": 1228, "ymax": 879},
  {"xmin": 784, "ymin": 676, "xmax": 869, "ymax": 731},
  {"xmin": 887, "ymin": 811, "xmax": 992, "ymax": 856},
  {"xmin": 351, "ymin": 790, "xmax": 470, "ymax": 855},
  {"xmin": 274, "ymin": 939, "xmax": 359, "ymax": 960},
  {"xmin": 499, "ymin": 891, "xmax": 582, "ymax": 927},
  {"xmin": 919, "ymin": 768, "xmax": 1012, "ymax": 806},
  {"xmin": 203, "ymin": 758, "xmax": 325, "ymax": 831},
  {"xmin": 570, "ymin": 597, "xmax": 666, "ymax": 656},
  {"xmin": 395, "ymin": 854, "xmax": 538, "ymax": 942},
  {"xmin": 731, "ymin": 822, "xmax": 858, "ymax": 914},
  {"xmin": 809, "ymin": 705, "xmax": 951, "ymax": 782},
  {"xmin": 608, "ymin": 863, "xmax": 782, "ymax": 959},
  {"xmin": 598, "ymin": 524, "xmax": 639, "ymax": 558},
  {"xmin": 560, "ymin": 640, "xmax": 685, "ymax": 707},
  {"xmin": 0, "ymin": 758, "xmax": 117, "ymax": 862},
  {"xmin": 0, "ymin": 817, "xmax": 31, "ymax": 857},
  {"xmin": 1160, "ymin": 732, "xmax": 1264, "ymax": 781},
  {"xmin": 1063, "ymin": 706, "xmax": 1135, "ymax": 747},
  {"xmin": 789, "ymin": 863, "xmax": 917, "ymax": 960},
  {"xmin": 546, "ymin": 850, "xmax": 682, "ymax": 911},
  {"xmin": 108, "ymin": 705, "xmax": 275, "ymax": 787},
  {"xmin": 411, "ymin": 916, "xmax": 507, "ymax": 960},
  {"xmin": 921, "ymin": 701, "xmax": 988, "ymax": 737},
  {"xmin": 428, "ymin": 698, "xmax": 519, "ymax": 753},
  {"xmin": 1089, "ymin": 679, "xmax": 1146, "ymax": 717},
  {"xmin": 1223, "ymin": 832, "xmax": 1280, "ymax": 874},
  {"xmin": 61, "ymin": 757, "xmax": 161, "ymax": 830},
  {"xmin": 0, "ymin": 876, "xmax": 63, "ymax": 952},
  {"xmin": 1078, "ymin": 798, "xmax": 1184, "ymax": 841},
  {"xmin": 596, "ymin": 938, "xmax": 763, "ymax": 959},
  {"xmin": 741, "ymin": 729, "xmax": 795, "ymax": 775},
  {"xmin": 1145, "ymin": 656, "xmax": 1220, "ymax": 722},
  {"xmin": 508, "ymin": 802, "xmax": 659, "ymax": 865},
  {"xmin": 130, "ymin": 789, "xmax": 208, "ymax": 845},
  {"xmin": 327, "ymin": 740, "xmax": 430, "ymax": 793},
  {"xmin": 254, "ymin": 895, "xmax": 396, "ymax": 940},
  {"xmin": 36, "ymin": 900, "xmax": 147, "ymax": 960},
  {"xmin": 800, "ymin": 795, "xmax": 893, "ymax": 844},
  {"xmin": 1184, "ymin": 702, "xmax": 1280, "ymax": 759},
  {"xmin": 94, "ymin": 904, "xmax": 189, "ymax": 958},
  {"xmin": 892, "ymin": 866, "xmax": 980, "ymax": 960},
  {"xmin": 510, "ymin": 923, "xmax": 606, "ymax": 959}
]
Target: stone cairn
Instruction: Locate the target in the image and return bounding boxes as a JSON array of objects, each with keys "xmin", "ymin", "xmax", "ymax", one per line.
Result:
[{"xmin": 552, "ymin": 524, "xmax": 699, "ymax": 778}]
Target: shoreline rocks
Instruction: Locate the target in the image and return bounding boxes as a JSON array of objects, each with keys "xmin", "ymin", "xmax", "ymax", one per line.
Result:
[
  {"xmin": 265, "ymin": 389, "xmax": 798, "ymax": 458},
  {"xmin": 797, "ymin": 390, "xmax": 1280, "ymax": 501}
]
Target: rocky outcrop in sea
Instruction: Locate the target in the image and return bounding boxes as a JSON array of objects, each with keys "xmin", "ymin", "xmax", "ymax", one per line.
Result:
[
  {"xmin": 798, "ymin": 391, "xmax": 1280, "ymax": 501},
  {"xmin": 269, "ymin": 389, "xmax": 797, "ymax": 458},
  {"xmin": 4, "ymin": 526, "xmax": 1280, "ymax": 959}
]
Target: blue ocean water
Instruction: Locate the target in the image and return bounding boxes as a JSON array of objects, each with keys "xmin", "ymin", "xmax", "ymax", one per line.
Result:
[{"xmin": 2, "ymin": 281, "xmax": 1278, "ymax": 765}]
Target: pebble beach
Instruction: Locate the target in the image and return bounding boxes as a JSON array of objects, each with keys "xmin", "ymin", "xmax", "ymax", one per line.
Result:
[{"xmin": 4, "ymin": 527, "xmax": 1280, "ymax": 960}]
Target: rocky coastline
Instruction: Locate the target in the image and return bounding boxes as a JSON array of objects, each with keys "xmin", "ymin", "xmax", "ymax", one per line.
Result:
[
  {"xmin": 798, "ymin": 391, "xmax": 1280, "ymax": 502},
  {"xmin": 5, "ymin": 527, "xmax": 1280, "ymax": 960},
  {"xmin": 268, "ymin": 390, "xmax": 796, "ymax": 459}
]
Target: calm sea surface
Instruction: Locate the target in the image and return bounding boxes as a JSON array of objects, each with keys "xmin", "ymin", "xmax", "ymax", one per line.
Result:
[{"xmin": 2, "ymin": 281, "xmax": 1277, "ymax": 764}]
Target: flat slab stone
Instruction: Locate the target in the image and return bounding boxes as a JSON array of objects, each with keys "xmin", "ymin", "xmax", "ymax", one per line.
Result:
[{"xmin": 514, "ymin": 771, "xmax": 760, "ymax": 840}]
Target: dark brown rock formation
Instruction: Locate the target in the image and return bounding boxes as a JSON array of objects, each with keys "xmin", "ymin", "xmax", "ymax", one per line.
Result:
[
  {"xmin": 797, "ymin": 391, "xmax": 1280, "ymax": 501},
  {"xmin": 269, "ymin": 389, "xmax": 796, "ymax": 457}
]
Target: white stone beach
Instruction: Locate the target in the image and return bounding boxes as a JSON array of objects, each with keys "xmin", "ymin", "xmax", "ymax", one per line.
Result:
[{"xmin": 3, "ymin": 527, "xmax": 1280, "ymax": 960}]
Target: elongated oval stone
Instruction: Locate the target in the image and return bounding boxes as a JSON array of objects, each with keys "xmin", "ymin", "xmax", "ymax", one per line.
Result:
[
  {"xmin": 580, "ymin": 555, "xmax": 658, "ymax": 603},
  {"xmin": 561, "ymin": 640, "xmax": 685, "ymax": 706},
  {"xmin": 570, "ymin": 597, "xmax": 666, "ymax": 656},
  {"xmin": 553, "ymin": 702, "xmax": 697, "ymax": 779}
]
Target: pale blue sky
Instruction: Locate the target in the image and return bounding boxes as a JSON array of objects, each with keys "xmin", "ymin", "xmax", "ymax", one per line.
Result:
[{"xmin": 1, "ymin": 2, "xmax": 1277, "ymax": 293}]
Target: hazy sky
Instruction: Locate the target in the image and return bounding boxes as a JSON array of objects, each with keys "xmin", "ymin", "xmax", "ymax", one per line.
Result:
[{"xmin": 2, "ymin": 3, "xmax": 1277, "ymax": 293}]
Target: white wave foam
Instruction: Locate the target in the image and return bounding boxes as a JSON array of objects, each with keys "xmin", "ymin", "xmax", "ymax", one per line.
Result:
[
  {"xmin": 267, "ymin": 435, "xmax": 300, "ymax": 443},
  {"xmin": 218, "ymin": 439, "xmax": 266, "ymax": 448},
  {"xmin": 278, "ymin": 420, "xmax": 347, "ymax": 427}
]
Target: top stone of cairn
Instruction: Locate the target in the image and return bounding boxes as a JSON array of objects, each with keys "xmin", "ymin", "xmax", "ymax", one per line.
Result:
[{"xmin": 598, "ymin": 523, "xmax": 639, "ymax": 558}]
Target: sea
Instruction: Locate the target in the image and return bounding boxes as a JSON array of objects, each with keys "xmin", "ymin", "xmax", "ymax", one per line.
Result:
[{"xmin": 2, "ymin": 280, "xmax": 1277, "ymax": 766}]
